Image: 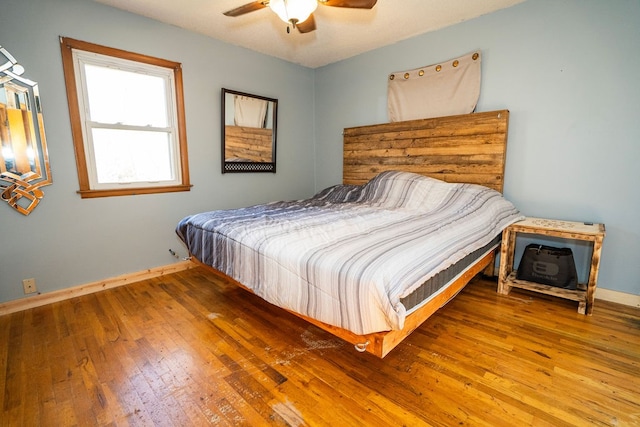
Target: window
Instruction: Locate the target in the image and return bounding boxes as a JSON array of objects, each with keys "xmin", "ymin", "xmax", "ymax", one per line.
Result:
[{"xmin": 60, "ymin": 37, "xmax": 190, "ymax": 198}]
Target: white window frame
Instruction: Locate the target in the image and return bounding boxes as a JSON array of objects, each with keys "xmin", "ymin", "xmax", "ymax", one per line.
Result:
[{"xmin": 60, "ymin": 37, "xmax": 190, "ymax": 198}]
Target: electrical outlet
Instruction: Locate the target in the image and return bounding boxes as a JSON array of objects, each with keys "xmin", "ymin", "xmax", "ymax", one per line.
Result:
[{"xmin": 22, "ymin": 278, "xmax": 37, "ymax": 294}]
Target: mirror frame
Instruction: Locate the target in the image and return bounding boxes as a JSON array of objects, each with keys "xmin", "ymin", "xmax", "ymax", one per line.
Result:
[
  {"xmin": 221, "ymin": 88, "xmax": 277, "ymax": 173},
  {"xmin": 0, "ymin": 46, "xmax": 52, "ymax": 215}
]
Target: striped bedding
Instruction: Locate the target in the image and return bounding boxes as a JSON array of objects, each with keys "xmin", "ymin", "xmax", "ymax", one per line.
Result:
[{"xmin": 176, "ymin": 171, "xmax": 524, "ymax": 335}]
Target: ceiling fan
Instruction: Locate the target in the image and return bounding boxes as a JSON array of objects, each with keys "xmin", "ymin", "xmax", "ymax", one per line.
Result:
[{"xmin": 223, "ymin": 0, "xmax": 378, "ymax": 34}]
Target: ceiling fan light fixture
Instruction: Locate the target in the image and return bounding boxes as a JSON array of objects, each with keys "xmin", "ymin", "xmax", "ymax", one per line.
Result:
[{"xmin": 269, "ymin": 0, "xmax": 318, "ymax": 26}]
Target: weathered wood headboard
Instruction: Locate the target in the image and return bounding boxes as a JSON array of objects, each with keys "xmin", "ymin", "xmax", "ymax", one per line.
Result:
[
  {"xmin": 224, "ymin": 125, "xmax": 273, "ymax": 162},
  {"xmin": 343, "ymin": 110, "xmax": 509, "ymax": 193}
]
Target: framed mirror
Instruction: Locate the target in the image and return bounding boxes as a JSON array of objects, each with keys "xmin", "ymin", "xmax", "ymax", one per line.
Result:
[
  {"xmin": 222, "ymin": 88, "xmax": 277, "ymax": 173},
  {"xmin": 0, "ymin": 46, "xmax": 51, "ymax": 215}
]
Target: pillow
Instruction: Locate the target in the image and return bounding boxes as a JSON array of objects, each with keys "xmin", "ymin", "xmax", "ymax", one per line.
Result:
[
  {"xmin": 312, "ymin": 184, "xmax": 363, "ymax": 203},
  {"xmin": 357, "ymin": 170, "xmax": 455, "ymax": 211}
]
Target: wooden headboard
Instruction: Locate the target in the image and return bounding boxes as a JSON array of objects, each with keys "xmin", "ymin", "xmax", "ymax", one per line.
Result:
[
  {"xmin": 343, "ymin": 110, "xmax": 509, "ymax": 193},
  {"xmin": 224, "ymin": 125, "xmax": 273, "ymax": 162}
]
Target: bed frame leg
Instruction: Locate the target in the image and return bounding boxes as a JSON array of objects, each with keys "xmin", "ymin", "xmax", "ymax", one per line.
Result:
[{"xmin": 354, "ymin": 340, "xmax": 370, "ymax": 353}]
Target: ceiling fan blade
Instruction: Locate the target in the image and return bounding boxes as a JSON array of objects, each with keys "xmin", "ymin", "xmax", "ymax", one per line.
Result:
[
  {"xmin": 296, "ymin": 14, "xmax": 317, "ymax": 33},
  {"xmin": 320, "ymin": 0, "xmax": 377, "ymax": 9},
  {"xmin": 223, "ymin": 1, "xmax": 268, "ymax": 17}
]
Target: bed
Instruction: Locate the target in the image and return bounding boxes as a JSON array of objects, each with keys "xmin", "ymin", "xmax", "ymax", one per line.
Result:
[{"xmin": 177, "ymin": 109, "xmax": 522, "ymax": 358}]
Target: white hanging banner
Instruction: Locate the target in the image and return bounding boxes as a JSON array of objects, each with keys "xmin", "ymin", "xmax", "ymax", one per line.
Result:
[
  {"xmin": 388, "ymin": 50, "xmax": 481, "ymax": 122},
  {"xmin": 234, "ymin": 95, "xmax": 268, "ymax": 128}
]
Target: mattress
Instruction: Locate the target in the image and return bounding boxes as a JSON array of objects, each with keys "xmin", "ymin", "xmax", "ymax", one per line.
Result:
[{"xmin": 401, "ymin": 235, "xmax": 501, "ymax": 313}]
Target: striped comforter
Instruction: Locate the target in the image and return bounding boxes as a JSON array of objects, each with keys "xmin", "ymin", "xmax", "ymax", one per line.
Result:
[{"xmin": 176, "ymin": 171, "xmax": 523, "ymax": 335}]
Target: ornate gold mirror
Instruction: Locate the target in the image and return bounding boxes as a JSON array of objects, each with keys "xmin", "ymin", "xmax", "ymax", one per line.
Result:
[
  {"xmin": 0, "ymin": 46, "xmax": 51, "ymax": 215},
  {"xmin": 222, "ymin": 88, "xmax": 277, "ymax": 173}
]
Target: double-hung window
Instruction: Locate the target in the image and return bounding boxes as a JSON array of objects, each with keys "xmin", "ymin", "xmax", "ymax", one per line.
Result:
[{"xmin": 60, "ymin": 37, "xmax": 190, "ymax": 198}]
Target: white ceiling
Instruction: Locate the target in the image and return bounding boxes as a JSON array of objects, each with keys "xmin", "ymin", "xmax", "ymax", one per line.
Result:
[{"xmin": 93, "ymin": 0, "xmax": 525, "ymax": 69}]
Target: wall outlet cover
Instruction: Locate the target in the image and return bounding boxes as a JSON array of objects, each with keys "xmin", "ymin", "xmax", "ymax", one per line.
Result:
[{"xmin": 22, "ymin": 278, "xmax": 37, "ymax": 294}]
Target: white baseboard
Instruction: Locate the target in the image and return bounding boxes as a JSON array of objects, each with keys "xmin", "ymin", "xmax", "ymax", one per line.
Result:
[
  {"xmin": 596, "ymin": 288, "xmax": 640, "ymax": 309},
  {"xmin": 0, "ymin": 261, "xmax": 196, "ymax": 316}
]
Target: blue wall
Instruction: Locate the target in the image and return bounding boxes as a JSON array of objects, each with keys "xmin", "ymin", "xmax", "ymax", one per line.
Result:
[
  {"xmin": 1, "ymin": 0, "xmax": 638, "ymax": 303},
  {"xmin": 0, "ymin": 0, "xmax": 316, "ymax": 303},
  {"xmin": 314, "ymin": 0, "xmax": 640, "ymax": 296}
]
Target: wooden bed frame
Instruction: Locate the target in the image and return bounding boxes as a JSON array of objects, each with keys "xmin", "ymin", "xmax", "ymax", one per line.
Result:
[{"xmin": 198, "ymin": 109, "xmax": 510, "ymax": 358}]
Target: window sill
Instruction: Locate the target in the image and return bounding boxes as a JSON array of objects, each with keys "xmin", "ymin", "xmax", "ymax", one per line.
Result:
[{"xmin": 77, "ymin": 184, "xmax": 192, "ymax": 199}]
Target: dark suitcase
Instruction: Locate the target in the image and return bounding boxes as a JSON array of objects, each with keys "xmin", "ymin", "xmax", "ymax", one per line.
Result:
[{"xmin": 516, "ymin": 244, "xmax": 578, "ymax": 289}]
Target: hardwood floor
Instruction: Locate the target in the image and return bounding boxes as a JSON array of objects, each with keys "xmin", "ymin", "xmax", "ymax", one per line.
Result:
[{"xmin": 1, "ymin": 267, "xmax": 638, "ymax": 426}]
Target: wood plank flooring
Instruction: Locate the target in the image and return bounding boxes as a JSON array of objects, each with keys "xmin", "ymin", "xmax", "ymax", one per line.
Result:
[{"xmin": 1, "ymin": 266, "xmax": 639, "ymax": 426}]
